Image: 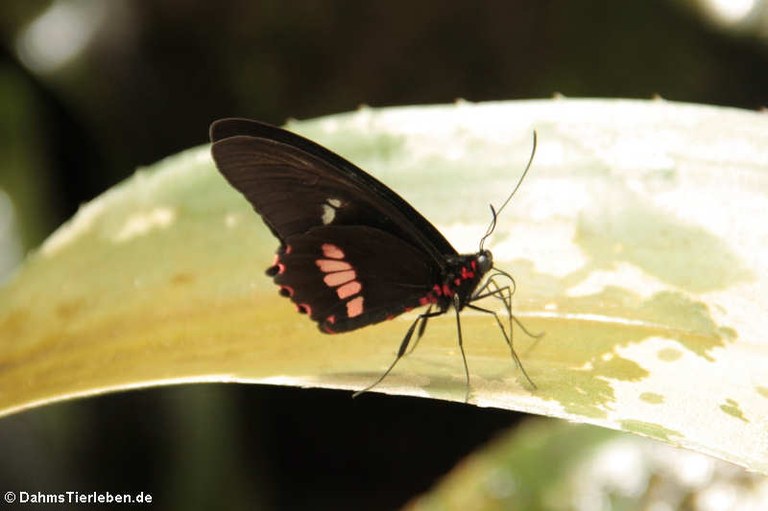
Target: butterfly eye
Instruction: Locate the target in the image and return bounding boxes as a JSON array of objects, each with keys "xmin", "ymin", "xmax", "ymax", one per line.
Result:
[{"xmin": 477, "ymin": 250, "xmax": 493, "ymax": 274}]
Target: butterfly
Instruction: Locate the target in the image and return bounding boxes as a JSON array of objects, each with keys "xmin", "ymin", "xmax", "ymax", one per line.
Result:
[{"xmin": 209, "ymin": 118, "xmax": 538, "ymax": 401}]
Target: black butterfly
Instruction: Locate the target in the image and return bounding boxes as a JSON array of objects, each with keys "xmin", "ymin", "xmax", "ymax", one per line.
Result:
[{"xmin": 210, "ymin": 118, "xmax": 538, "ymax": 400}]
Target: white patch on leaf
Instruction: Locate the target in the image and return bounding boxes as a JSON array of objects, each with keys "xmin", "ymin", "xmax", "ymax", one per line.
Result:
[
  {"xmin": 113, "ymin": 207, "xmax": 176, "ymax": 243},
  {"xmin": 40, "ymin": 200, "xmax": 107, "ymax": 257},
  {"xmin": 224, "ymin": 212, "xmax": 240, "ymax": 228}
]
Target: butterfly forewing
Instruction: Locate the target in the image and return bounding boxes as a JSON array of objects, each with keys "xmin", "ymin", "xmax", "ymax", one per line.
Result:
[{"xmin": 210, "ymin": 119, "xmax": 457, "ymax": 261}]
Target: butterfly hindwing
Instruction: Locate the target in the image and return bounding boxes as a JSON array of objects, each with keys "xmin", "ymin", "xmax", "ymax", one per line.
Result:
[{"xmin": 273, "ymin": 225, "xmax": 439, "ymax": 333}]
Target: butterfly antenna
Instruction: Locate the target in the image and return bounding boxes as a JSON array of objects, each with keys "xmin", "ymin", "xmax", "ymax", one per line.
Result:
[
  {"xmin": 478, "ymin": 205, "xmax": 498, "ymax": 251},
  {"xmin": 478, "ymin": 130, "xmax": 538, "ymax": 251}
]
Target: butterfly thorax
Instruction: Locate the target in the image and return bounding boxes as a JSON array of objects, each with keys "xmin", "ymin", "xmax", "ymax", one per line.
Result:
[{"xmin": 425, "ymin": 249, "xmax": 493, "ymax": 312}]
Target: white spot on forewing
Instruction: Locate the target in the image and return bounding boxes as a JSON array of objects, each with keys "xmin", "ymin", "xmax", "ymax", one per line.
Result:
[
  {"xmin": 113, "ymin": 207, "xmax": 176, "ymax": 243},
  {"xmin": 321, "ymin": 204, "xmax": 336, "ymax": 225},
  {"xmin": 322, "ymin": 198, "xmax": 342, "ymax": 224}
]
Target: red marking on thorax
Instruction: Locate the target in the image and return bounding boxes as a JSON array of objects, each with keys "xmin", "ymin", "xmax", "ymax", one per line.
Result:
[{"xmin": 418, "ymin": 294, "xmax": 438, "ymax": 306}]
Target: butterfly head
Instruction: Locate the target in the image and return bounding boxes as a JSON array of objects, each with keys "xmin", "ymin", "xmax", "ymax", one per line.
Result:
[{"xmin": 476, "ymin": 249, "xmax": 493, "ymax": 274}]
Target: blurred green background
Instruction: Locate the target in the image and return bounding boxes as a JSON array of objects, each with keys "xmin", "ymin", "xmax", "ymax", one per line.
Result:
[{"xmin": 0, "ymin": 1, "xmax": 766, "ymax": 509}]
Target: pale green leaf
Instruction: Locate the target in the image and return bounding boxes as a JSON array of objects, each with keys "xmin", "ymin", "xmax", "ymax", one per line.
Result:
[
  {"xmin": 405, "ymin": 419, "xmax": 768, "ymax": 511},
  {"xmin": 1, "ymin": 99, "xmax": 766, "ymax": 473}
]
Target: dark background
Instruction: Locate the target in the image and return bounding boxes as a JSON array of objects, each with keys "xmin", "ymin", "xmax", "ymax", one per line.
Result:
[{"xmin": 0, "ymin": 1, "xmax": 766, "ymax": 509}]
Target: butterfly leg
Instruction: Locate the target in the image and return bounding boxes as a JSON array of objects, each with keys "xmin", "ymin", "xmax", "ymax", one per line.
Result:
[
  {"xmin": 453, "ymin": 295, "xmax": 472, "ymax": 403},
  {"xmin": 466, "ymin": 292, "xmax": 537, "ymax": 390},
  {"xmin": 353, "ymin": 308, "xmax": 444, "ymax": 398},
  {"xmin": 473, "ymin": 276, "xmax": 544, "ymax": 342},
  {"xmin": 473, "ymin": 276, "xmax": 514, "ymax": 347},
  {"xmin": 405, "ymin": 304, "xmax": 433, "ymax": 356}
]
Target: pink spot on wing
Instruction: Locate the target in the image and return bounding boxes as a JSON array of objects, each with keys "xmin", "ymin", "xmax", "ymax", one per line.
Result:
[
  {"xmin": 285, "ymin": 245, "xmax": 293, "ymax": 255},
  {"xmin": 442, "ymin": 284, "xmax": 453, "ymax": 296},
  {"xmin": 419, "ymin": 296, "xmax": 429, "ymax": 306},
  {"xmin": 454, "ymin": 277, "xmax": 461, "ymax": 286},
  {"xmin": 316, "ymin": 259, "xmax": 352, "ymax": 272},
  {"xmin": 279, "ymin": 285, "xmax": 294, "ymax": 297},
  {"xmin": 336, "ymin": 281, "xmax": 361, "ymax": 299},
  {"xmin": 346, "ymin": 296, "xmax": 364, "ymax": 318},
  {"xmin": 471, "ymin": 260, "xmax": 477, "ymax": 271},
  {"xmin": 277, "ymin": 263, "xmax": 286, "ymax": 274},
  {"xmin": 323, "ymin": 270, "xmax": 355, "ymax": 287},
  {"xmin": 323, "ymin": 315, "xmax": 337, "ymax": 334},
  {"xmin": 433, "ymin": 284, "xmax": 442, "ymax": 296},
  {"xmin": 321, "ymin": 243, "xmax": 344, "ymax": 259},
  {"xmin": 297, "ymin": 303, "xmax": 312, "ymax": 315}
]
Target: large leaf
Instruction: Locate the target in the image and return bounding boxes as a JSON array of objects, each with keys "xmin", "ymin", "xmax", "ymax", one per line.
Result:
[
  {"xmin": 406, "ymin": 418, "xmax": 768, "ymax": 510},
  {"xmin": 0, "ymin": 99, "xmax": 766, "ymax": 473}
]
